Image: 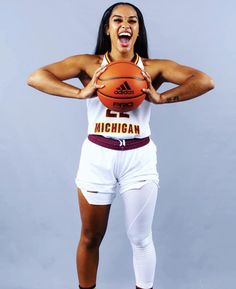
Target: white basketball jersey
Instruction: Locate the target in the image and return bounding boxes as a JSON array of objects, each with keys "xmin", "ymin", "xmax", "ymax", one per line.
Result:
[{"xmin": 87, "ymin": 53, "xmax": 151, "ymax": 139}]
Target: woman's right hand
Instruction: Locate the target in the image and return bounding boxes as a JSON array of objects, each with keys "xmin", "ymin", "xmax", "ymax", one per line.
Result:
[{"xmin": 78, "ymin": 65, "xmax": 107, "ymax": 99}]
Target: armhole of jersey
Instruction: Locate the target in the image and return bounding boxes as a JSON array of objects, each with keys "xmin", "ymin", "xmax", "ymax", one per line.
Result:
[
  {"xmin": 134, "ymin": 53, "xmax": 139, "ymax": 65},
  {"xmin": 105, "ymin": 52, "xmax": 111, "ymax": 64}
]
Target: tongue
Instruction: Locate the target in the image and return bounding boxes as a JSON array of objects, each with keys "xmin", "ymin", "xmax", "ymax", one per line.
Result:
[{"xmin": 119, "ymin": 36, "xmax": 130, "ymax": 44}]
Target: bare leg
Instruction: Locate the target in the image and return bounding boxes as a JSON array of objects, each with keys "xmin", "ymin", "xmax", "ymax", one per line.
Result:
[{"xmin": 77, "ymin": 189, "xmax": 111, "ymax": 287}]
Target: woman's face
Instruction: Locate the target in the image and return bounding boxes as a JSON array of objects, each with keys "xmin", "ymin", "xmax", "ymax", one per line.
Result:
[{"xmin": 107, "ymin": 5, "xmax": 139, "ymax": 54}]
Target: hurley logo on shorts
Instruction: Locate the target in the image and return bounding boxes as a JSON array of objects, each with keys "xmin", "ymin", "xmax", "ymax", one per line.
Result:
[{"xmin": 114, "ymin": 81, "xmax": 134, "ymax": 94}]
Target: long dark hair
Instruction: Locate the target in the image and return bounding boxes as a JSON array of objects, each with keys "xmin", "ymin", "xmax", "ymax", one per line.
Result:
[{"xmin": 94, "ymin": 2, "xmax": 149, "ymax": 58}]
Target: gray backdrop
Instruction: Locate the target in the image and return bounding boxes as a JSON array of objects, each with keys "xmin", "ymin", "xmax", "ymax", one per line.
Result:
[{"xmin": 0, "ymin": 0, "xmax": 235, "ymax": 289}]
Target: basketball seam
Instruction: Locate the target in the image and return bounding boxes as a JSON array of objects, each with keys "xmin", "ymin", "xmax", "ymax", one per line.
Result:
[
  {"xmin": 97, "ymin": 91, "xmax": 145, "ymax": 99},
  {"xmin": 98, "ymin": 76, "xmax": 145, "ymax": 81}
]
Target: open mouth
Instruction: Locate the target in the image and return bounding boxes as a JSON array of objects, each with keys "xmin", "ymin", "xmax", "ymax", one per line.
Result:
[{"xmin": 118, "ymin": 32, "xmax": 132, "ymax": 46}]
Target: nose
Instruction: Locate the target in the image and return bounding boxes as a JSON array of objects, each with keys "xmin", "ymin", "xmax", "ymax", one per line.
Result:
[
  {"xmin": 122, "ymin": 21, "xmax": 130, "ymax": 29},
  {"xmin": 122, "ymin": 25, "xmax": 130, "ymax": 30}
]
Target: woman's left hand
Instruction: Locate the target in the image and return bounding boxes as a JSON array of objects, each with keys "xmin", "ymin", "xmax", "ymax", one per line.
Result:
[{"xmin": 141, "ymin": 70, "xmax": 162, "ymax": 104}]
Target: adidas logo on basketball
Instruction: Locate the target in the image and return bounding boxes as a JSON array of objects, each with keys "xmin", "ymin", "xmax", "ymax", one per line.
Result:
[{"xmin": 114, "ymin": 81, "xmax": 134, "ymax": 94}]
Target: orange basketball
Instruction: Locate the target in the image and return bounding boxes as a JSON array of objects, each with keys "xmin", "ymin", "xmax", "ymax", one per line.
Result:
[{"xmin": 96, "ymin": 61, "xmax": 148, "ymax": 112}]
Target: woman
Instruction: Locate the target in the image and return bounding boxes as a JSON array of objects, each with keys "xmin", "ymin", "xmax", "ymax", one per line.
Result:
[{"xmin": 27, "ymin": 2, "xmax": 214, "ymax": 289}]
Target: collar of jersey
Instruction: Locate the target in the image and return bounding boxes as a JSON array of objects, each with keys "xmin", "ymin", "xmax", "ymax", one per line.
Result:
[{"xmin": 105, "ymin": 51, "xmax": 139, "ymax": 65}]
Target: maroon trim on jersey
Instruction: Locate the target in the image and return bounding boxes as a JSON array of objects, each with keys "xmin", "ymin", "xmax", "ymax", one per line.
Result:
[
  {"xmin": 79, "ymin": 285, "xmax": 96, "ymax": 289},
  {"xmin": 105, "ymin": 51, "xmax": 139, "ymax": 64},
  {"xmin": 88, "ymin": 134, "xmax": 150, "ymax": 151}
]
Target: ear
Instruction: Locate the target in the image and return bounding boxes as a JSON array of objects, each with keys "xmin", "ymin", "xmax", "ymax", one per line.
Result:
[{"xmin": 104, "ymin": 24, "xmax": 110, "ymax": 36}]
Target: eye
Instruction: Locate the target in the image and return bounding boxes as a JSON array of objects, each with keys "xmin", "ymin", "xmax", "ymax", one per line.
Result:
[
  {"xmin": 114, "ymin": 18, "xmax": 122, "ymax": 23},
  {"xmin": 129, "ymin": 20, "xmax": 137, "ymax": 24}
]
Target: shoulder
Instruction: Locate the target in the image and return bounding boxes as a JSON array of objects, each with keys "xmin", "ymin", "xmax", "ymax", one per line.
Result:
[
  {"xmin": 39, "ymin": 54, "xmax": 104, "ymax": 81},
  {"xmin": 142, "ymin": 57, "xmax": 177, "ymax": 80},
  {"xmin": 142, "ymin": 57, "xmax": 211, "ymax": 85},
  {"xmin": 62, "ymin": 54, "xmax": 103, "ymax": 69},
  {"xmin": 142, "ymin": 57, "xmax": 178, "ymax": 70}
]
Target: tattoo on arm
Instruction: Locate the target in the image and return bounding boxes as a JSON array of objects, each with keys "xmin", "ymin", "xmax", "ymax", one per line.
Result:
[{"xmin": 166, "ymin": 96, "xmax": 180, "ymax": 103}]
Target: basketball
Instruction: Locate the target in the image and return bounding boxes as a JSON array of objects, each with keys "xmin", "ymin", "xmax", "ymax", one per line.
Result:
[{"xmin": 96, "ymin": 61, "xmax": 148, "ymax": 112}]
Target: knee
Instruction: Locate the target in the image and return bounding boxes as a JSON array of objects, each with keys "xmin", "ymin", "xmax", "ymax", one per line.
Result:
[
  {"xmin": 128, "ymin": 232, "xmax": 153, "ymax": 248},
  {"xmin": 80, "ymin": 229, "xmax": 105, "ymax": 249}
]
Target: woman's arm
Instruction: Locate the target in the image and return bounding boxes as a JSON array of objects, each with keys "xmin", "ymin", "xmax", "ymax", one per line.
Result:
[
  {"xmin": 27, "ymin": 55, "xmax": 105, "ymax": 99},
  {"xmin": 143, "ymin": 59, "xmax": 215, "ymax": 104}
]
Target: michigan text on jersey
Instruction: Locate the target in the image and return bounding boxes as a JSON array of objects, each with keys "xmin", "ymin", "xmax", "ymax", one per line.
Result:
[{"xmin": 94, "ymin": 122, "xmax": 140, "ymax": 134}]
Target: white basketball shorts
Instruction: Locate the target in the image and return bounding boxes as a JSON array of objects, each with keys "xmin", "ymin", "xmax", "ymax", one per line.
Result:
[{"xmin": 75, "ymin": 138, "xmax": 159, "ymax": 205}]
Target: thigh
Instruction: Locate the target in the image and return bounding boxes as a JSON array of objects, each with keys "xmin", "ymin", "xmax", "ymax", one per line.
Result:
[
  {"xmin": 75, "ymin": 139, "xmax": 117, "ymax": 194},
  {"xmin": 121, "ymin": 182, "xmax": 158, "ymax": 237},
  {"xmin": 78, "ymin": 189, "xmax": 111, "ymax": 235},
  {"xmin": 118, "ymin": 140, "xmax": 159, "ymax": 194}
]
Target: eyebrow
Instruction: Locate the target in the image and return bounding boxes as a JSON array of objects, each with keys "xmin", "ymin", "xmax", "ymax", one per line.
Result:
[{"xmin": 112, "ymin": 15, "xmax": 138, "ymax": 19}]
